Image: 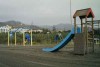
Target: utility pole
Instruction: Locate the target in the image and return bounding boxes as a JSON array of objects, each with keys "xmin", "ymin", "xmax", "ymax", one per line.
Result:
[{"xmin": 70, "ymin": 0, "xmax": 72, "ymax": 25}]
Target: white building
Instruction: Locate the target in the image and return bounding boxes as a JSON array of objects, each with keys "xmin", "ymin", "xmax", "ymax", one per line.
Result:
[
  {"xmin": 11, "ymin": 28, "xmax": 29, "ymax": 33},
  {"xmin": 0, "ymin": 25, "xmax": 11, "ymax": 33},
  {"xmin": 33, "ymin": 29, "xmax": 43, "ymax": 33},
  {"xmin": 0, "ymin": 25, "xmax": 43, "ymax": 33}
]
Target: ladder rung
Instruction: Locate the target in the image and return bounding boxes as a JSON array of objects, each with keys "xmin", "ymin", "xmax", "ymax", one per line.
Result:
[{"xmin": 88, "ymin": 38, "xmax": 93, "ymax": 40}]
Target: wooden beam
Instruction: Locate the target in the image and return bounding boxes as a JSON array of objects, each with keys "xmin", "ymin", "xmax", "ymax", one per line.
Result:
[
  {"xmin": 85, "ymin": 17, "xmax": 88, "ymax": 54},
  {"xmin": 8, "ymin": 31, "xmax": 10, "ymax": 46},
  {"xmin": 74, "ymin": 18, "xmax": 76, "ymax": 33},
  {"xmin": 23, "ymin": 32, "xmax": 25, "ymax": 46},
  {"xmin": 15, "ymin": 32, "xmax": 16, "ymax": 46},
  {"xmin": 81, "ymin": 19, "xmax": 83, "ymax": 32},
  {"xmin": 92, "ymin": 18, "xmax": 94, "ymax": 52},
  {"xmin": 31, "ymin": 29, "xmax": 32, "ymax": 46}
]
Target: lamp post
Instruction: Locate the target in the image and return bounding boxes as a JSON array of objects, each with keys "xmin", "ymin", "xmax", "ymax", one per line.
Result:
[{"xmin": 70, "ymin": 0, "xmax": 72, "ymax": 25}]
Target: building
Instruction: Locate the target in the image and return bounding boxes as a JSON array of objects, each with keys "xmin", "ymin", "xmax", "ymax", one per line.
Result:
[
  {"xmin": 0, "ymin": 25, "xmax": 43, "ymax": 33},
  {"xmin": 0, "ymin": 25, "xmax": 11, "ymax": 33}
]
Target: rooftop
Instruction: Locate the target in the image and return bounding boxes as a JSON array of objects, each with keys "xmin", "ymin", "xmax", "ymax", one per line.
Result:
[{"xmin": 73, "ymin": 8, "xmax": 95, "ymax": 19}]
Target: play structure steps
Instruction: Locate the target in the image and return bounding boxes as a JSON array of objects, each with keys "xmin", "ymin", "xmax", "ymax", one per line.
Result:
[
  {"xmin": 88, "ymin": 33, "xmax": 93, "ymax": 38},
  {"xmin": 88, "ymin": 38, "xmax": 93, "ymax": 40},
  {"xmin": 88, "ymin": 32, "xmax": 93, "ymax": 40},
  {"xmin": 87, "ymin": 32, "xmax": 94, "ymax": 48}
]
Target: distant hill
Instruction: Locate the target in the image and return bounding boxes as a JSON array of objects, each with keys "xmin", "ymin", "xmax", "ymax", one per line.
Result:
[
  {"xmin": 39, "ymin": 23, "xmax": 72, "ymax": 31},
  {"xmin": 0, "ymin": 22, "xmax": 6, "ymax": 26},
  {"xmin": 0, "ymin": 20, "xmax": 41, "ymax": 29},
  {"xmin": 4, "ymin": 20, "xmax": 23, "ymax": 26},
  {"xmin": 0, "ymin": 20, "xmax": 24, "ymax": 27},
  {"xmin": 0, "ymin": 21, "xmax": 72, "ymax": 30}
]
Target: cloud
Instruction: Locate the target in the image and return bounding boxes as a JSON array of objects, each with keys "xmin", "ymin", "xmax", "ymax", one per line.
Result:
[{"xmin": 0, "ymin": 0, "xmax": 100, "ymax": 25}]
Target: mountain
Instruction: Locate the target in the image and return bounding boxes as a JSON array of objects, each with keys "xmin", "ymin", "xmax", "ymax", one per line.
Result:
[
  {"xmin": 4, "ymin": 20, "xmax": 25, "ymax": 26},
  {"xmin": 0, "ymin": 20, "xmax": 41, "ymax": 29},
  {"xmin": 0, "ymin": 20, "xmax": 24, "ymax": 27},
  {"xmin": 0, "ymin": 22, "xmax": 6, "ymax": 26},
  {"xmin": 0, "ymin": 21, "xmax": 72, "ymax": 30},
  {"xmin": 20, "ymin": 25, "xmax": 41, "ymax": 30},
  {"xmin": 39, "ymin": 23, "xmax": 72, "ymax": 31}
]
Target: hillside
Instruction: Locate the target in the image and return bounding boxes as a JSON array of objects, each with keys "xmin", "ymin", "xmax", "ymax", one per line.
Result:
[
  {"xmin": 0, "ymin": 20, "xmax": 40, "ymax": 29},
  {"xmin": 0, "ymin": 22, "xmax": 6, "ymax": 26},
  {"xmin": 40, "ymin": 23, "xmax": 72, "ymax": 31},
  {"xmin": 0, "ymin": 20, "xmax": 23, "ymax": 27},
  {"xmin": 0, "ymin": 21, "xmax": 72, "ymax": 30}
]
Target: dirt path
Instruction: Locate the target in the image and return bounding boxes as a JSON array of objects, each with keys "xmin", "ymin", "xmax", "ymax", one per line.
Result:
[{"xmin": 0, "ymin": 45, "xmax": 100, "ymax": 67}]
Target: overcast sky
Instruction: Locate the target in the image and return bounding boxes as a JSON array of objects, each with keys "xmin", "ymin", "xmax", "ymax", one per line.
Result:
[{"xmin": 0, "ymin": 0, "xmax": 100, "ymax": 25}]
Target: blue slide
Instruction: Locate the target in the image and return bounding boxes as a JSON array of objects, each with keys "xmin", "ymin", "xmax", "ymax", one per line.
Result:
[{"xmin": 42, "ymin": 28, "xmax": 76, "ymax": 52}]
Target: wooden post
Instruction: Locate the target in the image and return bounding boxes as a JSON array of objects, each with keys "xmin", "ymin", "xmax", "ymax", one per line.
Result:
[
  {"xmin": 23, "ymin": 32, "xmax": 25, "ymax": 46},
  {"xmin": 31, "ymin": 29, "xmax": 32, "ymax": 46},
  {"xmin": 15, "ymin": 32, "xmax": 16, "ymax": 46},
  {"xmin": 74, "ymin": 18, "xmax": 76, "ymax": 33},
  {"xmin": 98, "ymin": 21, "xmax": 100, "ymax": 47},
  {"xmin": 81, "ymin": 19, "xmax": 83, "ymax": 32},
  {"xmin": 92, "ymin": 18, "xmax": 94, "ymax": 52},
  {"xmin": 8, "ymin": 31, "xmax": 10, "ymax": 46},
  {"xmin": 85, "ymin": 17, "xmax": 88, "ymax": 54}
]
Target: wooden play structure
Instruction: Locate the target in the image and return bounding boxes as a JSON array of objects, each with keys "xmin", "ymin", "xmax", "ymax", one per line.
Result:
[
  {"xmin": 23, "ymin": 30, "xmax": 33, "ymax": 46},
  {"xmin": 73, "ymin": 8, "xmax": 95, "ymax": 55},
  {"xmin": 93, "ymin": 20, "xmax": 100, "ymax": 45},
  {"xmin": 8, "ymin": 29, "xmax": 33, "ymax": 46}
]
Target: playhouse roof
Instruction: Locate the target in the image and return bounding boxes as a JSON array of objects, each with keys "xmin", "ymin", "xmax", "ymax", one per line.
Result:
[{"xmin": 73, "ymin": 8, "xmax": 94, "ymax": 19}]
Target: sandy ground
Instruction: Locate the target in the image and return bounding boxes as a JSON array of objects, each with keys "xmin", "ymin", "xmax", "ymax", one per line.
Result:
[{"xmin": 0, "ymin": 44, "xmax": 100, "ymax": 67}]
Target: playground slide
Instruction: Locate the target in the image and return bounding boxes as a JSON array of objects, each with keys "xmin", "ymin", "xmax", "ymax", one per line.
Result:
[{"xmin": 42, "ymin": 28, "xmax": 75, "ymax": 52}]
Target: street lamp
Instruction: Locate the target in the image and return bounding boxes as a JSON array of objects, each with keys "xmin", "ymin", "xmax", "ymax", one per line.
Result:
[{"xmin": 70, "ymin": 0, "xmax": 72, "ymax": 25}]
